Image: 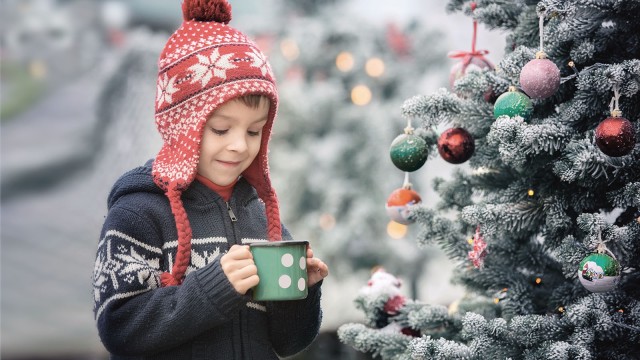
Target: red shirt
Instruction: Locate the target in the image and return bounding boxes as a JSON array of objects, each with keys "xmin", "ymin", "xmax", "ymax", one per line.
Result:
[{"xmin": 195, "ymin": 174, "xmax": 238, "ymax": 202}]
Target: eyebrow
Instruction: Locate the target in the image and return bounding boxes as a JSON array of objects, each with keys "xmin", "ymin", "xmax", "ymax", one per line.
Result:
[
  {"xmin": 212, "ymin": 114, "xmax": 268, "ymax": 124},
  {"xmin": 251, "ymin": 116, "xmax": 269, "ymax": 124}
]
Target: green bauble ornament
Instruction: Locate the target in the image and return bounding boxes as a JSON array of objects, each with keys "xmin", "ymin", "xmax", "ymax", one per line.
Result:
[
  {"xmin": 578, "ymin": 253, "xmax": 620, "ymax": 293},
  {"xmin": 389, "ymin": 133, "xmax": 428, "ymax": 172},
  {"xmin": 493, "ymin": 86, "xmax": 533, "ymax": 121}
]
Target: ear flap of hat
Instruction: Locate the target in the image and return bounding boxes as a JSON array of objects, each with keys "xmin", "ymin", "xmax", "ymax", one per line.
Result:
[{"xmin": 242, "ymin": 101, "xmax": 282, "ymax": 241}]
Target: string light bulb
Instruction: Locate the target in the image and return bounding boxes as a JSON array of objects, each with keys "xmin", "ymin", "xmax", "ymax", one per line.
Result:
[
  {"xmin": 528, "ymin": 189, "xmax": 535, "ymax": 197},
  {"xmin": 494, "ymin": 288, "xmax": 508, "ymax": 303}
]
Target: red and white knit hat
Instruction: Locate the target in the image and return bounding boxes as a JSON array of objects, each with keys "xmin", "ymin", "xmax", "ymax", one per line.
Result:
[{"xmin": 152, "ymin": 0, "xmax": 282, "ymax": 286}]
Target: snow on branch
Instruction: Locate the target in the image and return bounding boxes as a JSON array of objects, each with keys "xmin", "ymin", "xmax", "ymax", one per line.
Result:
[
  {"xmin": 401, "ymin": 89, "xmax": 463, "ymax": 127},
  {"xmin": 607, "ymin": 182, "xmax": 640, "ymax": 208},
  {"xmin": 488, "ymin": 115, "xmax": 574, "ymax": 168},
  {"xmin": 337, "ymin": 323, "xmax": 412, "ymax": 360},
  {"xmin": 408, "ymin": 335, "xmax": 473, "ymax": 360},
  {"xmin": 409, "ymin": 206, "xmax": 471, "ymax": 261},
  {"xmin": 461, "ymin": 202, "xmax": 545, "ymax": 238}
]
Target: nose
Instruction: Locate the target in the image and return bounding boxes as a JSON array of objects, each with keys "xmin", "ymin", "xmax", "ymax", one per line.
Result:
[{"xmin": 226, "ymin": 131, "xmax": 248, "ymax": 153}]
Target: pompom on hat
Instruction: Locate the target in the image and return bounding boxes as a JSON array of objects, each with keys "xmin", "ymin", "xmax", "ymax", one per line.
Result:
[{"xmin": 153, "ymin": 0, "xmax": 281, "ymax": 286}]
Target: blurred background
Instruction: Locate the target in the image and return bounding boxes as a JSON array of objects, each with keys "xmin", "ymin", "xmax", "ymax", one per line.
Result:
[{"xmin": 0, "ymin": 0, "xmax": 505, "ymax": 358}]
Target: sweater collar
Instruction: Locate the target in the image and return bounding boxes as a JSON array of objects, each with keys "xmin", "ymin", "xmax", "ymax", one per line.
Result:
[
  {"xmin": 183, "ymin": 176, "xmax": 256, "ymax": 205},
  {"xmin": 195, "ymin": 174, "xmax": 238, "ymax": 202}
]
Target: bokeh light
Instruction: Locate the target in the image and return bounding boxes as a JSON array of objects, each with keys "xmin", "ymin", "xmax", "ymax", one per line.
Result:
[
  {"xmin": 351, "ymin": 85, "xmax": 372, "ymax": 106},
  {"xmin": 319, "ymin": 213, "xmax": 336, "ymax": 231},
  {"xmin": 280, "ymin": 38, "xmax": 300, "ymax": 61},
  {"xmin": 336, "ymin": 51, "xmax": 354, "ymax": 72},
  {"xmin": 365, "ymin": 57, "xmax": 385, "ymax": 77},
  {"xmin": 386, "ymin": 220, "xmax": 407, "ymax": 239}
]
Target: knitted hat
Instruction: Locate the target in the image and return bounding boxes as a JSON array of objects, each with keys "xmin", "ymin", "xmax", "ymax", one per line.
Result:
[{"xmin": 152, "ymin": 0, "xmax": 282, "ymax": 286}]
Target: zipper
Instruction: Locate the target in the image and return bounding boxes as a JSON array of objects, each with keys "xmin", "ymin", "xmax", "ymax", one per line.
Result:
[
  {"xmin": 226, "ymin": 202, "xmax": 237, "ymax": 222},
  {"xmin": 225, "ymin": 201, "xmax": 243, "ymax": 358}
]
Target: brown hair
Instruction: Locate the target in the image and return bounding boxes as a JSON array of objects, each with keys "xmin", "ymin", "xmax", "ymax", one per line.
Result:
[{"xmin": 236, "ymin": 94, "xmax": 269, "ymax": 109}]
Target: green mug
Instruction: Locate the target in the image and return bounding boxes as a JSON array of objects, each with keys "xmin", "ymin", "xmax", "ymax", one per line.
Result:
[{"xmin": 249, "ymin": 240, "xmax": 309, "ymax": 301}]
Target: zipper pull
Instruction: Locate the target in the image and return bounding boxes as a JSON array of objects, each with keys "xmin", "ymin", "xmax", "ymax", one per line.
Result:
[{"xmin": 226, "ymin": 202, "xmax": 237, "ymax": 222}]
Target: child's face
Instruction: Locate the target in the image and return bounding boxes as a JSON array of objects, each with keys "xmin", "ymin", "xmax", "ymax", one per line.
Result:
[{"xmin": 197, "ymin": 97, "xmax": 269, "ymax": 186}]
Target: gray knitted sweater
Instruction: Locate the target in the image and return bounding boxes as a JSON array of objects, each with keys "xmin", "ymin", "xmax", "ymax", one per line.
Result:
[{"xmin": 93, "ymin": 160, "xmax": 323, "ymax": 359}]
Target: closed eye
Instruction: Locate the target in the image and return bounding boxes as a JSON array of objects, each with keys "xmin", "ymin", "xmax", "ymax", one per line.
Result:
[
  {"xmin": 248, "ymin": 130, "xmax": 261, "ymax": 136},
  {"xmin": 210, "ymin": 128, "xmax": 228, "ymax": 136}
]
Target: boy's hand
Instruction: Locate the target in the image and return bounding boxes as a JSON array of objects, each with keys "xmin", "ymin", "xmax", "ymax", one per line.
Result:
[
  {"xmin": 220, "ymin": 245, "xmax": 259, "ymax": 295},
  {"xmin": 306, "ymin": 246, "xmax": 329, "ymax": 288}
]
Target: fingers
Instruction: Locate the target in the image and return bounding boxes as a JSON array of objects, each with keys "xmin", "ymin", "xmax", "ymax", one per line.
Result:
[
  {"xmin": 221, "ymin": 245, "xmax": 259, "ymax": 295},
  {"xmin": 307, "ymin": 257, "xmax": 329, "ymax": 288},
  {"xmin": 226, "ymin": 264, "xmax": 260, "ymax": 293},
  {"xmin": 225, "ymin": 245, "xmax": 253, "ymax": 260},
  {"xmin": 311, "ymin": 258, "xmax": 329, "ymax": 277}
]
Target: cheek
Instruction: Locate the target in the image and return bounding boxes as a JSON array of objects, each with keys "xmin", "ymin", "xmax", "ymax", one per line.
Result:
[
  {"xmin": 199, "ymin": 133, "xmax": 217, "ymax": 158},
  {"xmin": 248, "ymin": 136, "xmax": 262, "ymax": 156}
]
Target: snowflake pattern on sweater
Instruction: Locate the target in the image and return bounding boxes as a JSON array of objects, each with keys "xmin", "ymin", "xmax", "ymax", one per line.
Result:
[{"xmin": 93, "ymin": 231, "xmax": 229, "ymax": 319}]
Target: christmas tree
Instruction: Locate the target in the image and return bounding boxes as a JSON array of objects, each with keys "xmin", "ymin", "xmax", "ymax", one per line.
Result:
[
  {"xmin": 338, "ymin": 0, "xmax": 640, "ymax": 359},
  {"xmin": 266, "ymin": 0, "xmax": 448, "ymax": 285}
]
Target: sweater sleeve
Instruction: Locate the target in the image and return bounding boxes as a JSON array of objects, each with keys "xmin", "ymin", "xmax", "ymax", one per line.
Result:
[
  {"xmin": 265, "ymin": 224, "xmax": 324, "ymax": 357},
  {"xmin": 267, "ymin": 281, "xmax": 323, "ymax": 357},
  {"xmin": 93, "ymin": 205, "xmax": 244, "ymax": 356}
]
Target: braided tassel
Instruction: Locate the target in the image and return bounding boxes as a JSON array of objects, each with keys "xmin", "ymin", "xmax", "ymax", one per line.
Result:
[
  {"xmin": 161, "ymin": 187, "xmax": 193, "ymax": 286},
  {"xmin": 264, "ymin": 190, "xmax": 282, "ymax": 241}
]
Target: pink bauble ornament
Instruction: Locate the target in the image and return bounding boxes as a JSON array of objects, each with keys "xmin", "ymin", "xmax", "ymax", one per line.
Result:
[{"xmin": 519, "ymin": 52, "xmax": 560, "ymax": 99}]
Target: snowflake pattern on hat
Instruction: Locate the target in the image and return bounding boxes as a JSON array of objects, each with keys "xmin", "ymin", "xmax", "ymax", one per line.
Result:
[
  {"xmin": 156, "ymin": 73, "xmax": 179, "ymax": 107},
  {"xmin": 189, "ymin": 48, "xmax": 238, "ymax": 87}
]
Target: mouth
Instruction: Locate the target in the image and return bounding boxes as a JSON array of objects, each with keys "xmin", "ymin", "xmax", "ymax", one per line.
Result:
[{"xmin": 217, "ymin": 160, "xmax": 242, "ymax": 167}]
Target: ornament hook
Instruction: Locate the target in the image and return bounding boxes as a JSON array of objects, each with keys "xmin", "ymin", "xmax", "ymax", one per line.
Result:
[
  {"xmin": 402, "ymin": 172, "xmax": 412, "ymax": 189},
  {"xmin": 609, "ymin": 85, "xmax": 621, "ymax": 117}
]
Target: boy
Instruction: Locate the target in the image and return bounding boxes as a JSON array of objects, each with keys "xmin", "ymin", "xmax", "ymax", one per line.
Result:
[{"xmin": 92, "ymin": 1, "xmax": 329, "ymax": 358}]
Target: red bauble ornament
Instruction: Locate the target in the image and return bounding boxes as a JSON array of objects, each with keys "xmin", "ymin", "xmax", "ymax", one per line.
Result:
[
  {"xmin": 385, "ymin": 187, "xmax": 422, "ymax": 225},
  {"xmin": 595, "ymin": 113, "xmax": 636, "ymax": 157},
  {"xmin": 437, "ymin": 128, "xmax": 475, "ymax": 164},
  {"xmin": 519, "ymin": 52, "xmax": 560, "ymax": 99}
]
